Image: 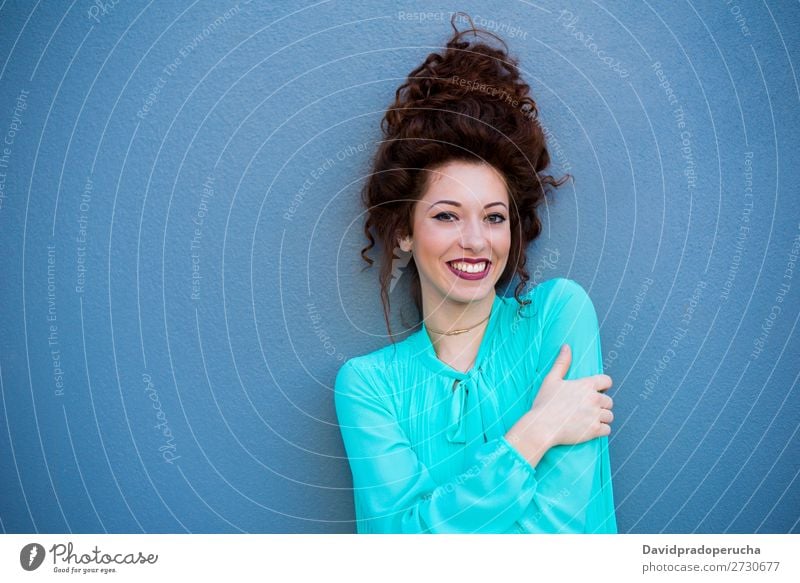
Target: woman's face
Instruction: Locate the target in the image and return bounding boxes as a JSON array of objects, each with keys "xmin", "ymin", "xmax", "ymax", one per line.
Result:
[{"xmin": 401, "ymin": 160, "xmax": 511, "ymax": 308}]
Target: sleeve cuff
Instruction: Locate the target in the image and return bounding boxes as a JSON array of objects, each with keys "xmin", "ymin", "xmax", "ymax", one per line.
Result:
[{"xmin": 499, "ymin": 435, "xmax": 538, "ymax": 476}]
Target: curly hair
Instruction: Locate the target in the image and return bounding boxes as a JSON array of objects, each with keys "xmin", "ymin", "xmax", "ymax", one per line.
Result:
[{"xmin": 360, "ymin": 12, "xmax": 569, "ymax": 341}]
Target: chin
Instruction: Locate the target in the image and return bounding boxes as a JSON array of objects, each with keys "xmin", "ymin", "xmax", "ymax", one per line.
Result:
[{"xmin": 442, "ymin": 285, "xmax": 495, "ymax": 304}]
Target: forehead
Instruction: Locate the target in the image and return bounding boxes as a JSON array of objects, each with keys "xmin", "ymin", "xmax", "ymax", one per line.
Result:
[{"xmin": 419, "ymin": 161, "xmax": 509, "ymax": 204}]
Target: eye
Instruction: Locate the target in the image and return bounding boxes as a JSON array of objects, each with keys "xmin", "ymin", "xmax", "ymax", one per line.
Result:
[
  {"xmin": 487, "ymin": 213, "xmax": 507, "ymax": 224},
  {"xmin": 433, "ymin": 212, "xmax": 456, "ymax": 222}
]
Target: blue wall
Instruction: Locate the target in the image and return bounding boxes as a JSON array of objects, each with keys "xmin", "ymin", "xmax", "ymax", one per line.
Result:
[{"xmin": 0, "ymin": 0, "xmax": 797, "ymax": 533}]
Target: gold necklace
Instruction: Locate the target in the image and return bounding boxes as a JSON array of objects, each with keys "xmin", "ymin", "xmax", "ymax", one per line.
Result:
[{"xmin": 426, "ymin": 310, "xmax": 491, "ymax": 336}]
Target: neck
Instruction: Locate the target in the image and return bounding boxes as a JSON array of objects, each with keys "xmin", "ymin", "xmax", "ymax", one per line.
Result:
[{"xmin": 422, "ymin": 290, "xmax": 496, "ymax": 349}]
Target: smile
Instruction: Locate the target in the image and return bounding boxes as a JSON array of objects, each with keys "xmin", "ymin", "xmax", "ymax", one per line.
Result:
[{"xmin": 446, "ymin": 260, "xmax": 491, "ymax": 280}]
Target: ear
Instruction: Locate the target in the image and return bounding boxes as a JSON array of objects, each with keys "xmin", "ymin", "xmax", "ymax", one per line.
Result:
[
  {"xmin": 397, "ymin": 234, "xmax": 412, "ymax": 253},
  {"xmin": 396, "ymin": 229, "xmax": 413, "ymax": 253}
]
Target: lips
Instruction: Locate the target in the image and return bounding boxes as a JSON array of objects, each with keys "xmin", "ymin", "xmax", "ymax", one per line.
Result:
[{"xmin": 446, "ymin": 260, "xmax": 491, "ymax": 280}]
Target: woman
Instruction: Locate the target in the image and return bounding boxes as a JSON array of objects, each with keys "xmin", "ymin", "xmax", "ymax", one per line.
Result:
[{"xmin": 334, "ymin": 14, "xmax": 616, "ymax": 534}]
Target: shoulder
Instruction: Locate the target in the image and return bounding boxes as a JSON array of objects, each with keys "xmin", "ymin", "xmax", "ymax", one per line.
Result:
[
  {"xmin": 334, "ymin": 339, "xmax": 410, "ymax": 400},
  {"xmin": 334, "ymin": 355, "xmax": 377, "ymax": 397},
  {"xmin": 333, "ymin": 358, "xmax": 382, "ymax": 416},
  {"xmin": 521, "ymin": 278, "xmax": 599, "ymax": 333},
  {"xmin": 534, "ymin": 276, "xmax": 589, "ymax": 298},
  {"xmin": 522, "ymin": 277, "xmax": 593, "ymax": 313}
]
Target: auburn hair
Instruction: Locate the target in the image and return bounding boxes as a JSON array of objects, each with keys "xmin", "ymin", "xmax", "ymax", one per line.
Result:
[{"xmin": 359, "ymin": 12, "xmax": 569, "ymax": 340}]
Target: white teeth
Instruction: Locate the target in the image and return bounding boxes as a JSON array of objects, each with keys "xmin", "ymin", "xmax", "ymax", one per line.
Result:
[{"xmin": 450, "ymin": 261, "xmax": 487, "ymax": 274}]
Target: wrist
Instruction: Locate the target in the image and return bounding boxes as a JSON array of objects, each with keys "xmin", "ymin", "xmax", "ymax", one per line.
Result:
[
  {"xmin": 504, "ymin": 412, "xmax": 554, "ymax": 466},
  {"xmin": 524, "ymin": 408, "xmax": 557, "ymax": 449}
]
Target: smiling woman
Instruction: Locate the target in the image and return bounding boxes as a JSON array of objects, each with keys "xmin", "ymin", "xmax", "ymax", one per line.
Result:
[
  {"xmin": 335, "ymin": 13, "xmax": 617, "ymax": 534},
  {"xmin": 397, "ymin": 160, "xmax": 512, "ymax": 366}
]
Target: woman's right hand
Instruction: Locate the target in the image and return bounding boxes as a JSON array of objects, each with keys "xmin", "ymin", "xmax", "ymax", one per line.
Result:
[{"xmin": 504, "ymin": 344, "xmax": 614, "ymax": 466}]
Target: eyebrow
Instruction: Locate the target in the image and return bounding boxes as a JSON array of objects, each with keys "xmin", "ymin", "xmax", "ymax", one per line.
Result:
[{"xmin": 431, "ymin": 200, "xmax": 508, "ymax": 209}]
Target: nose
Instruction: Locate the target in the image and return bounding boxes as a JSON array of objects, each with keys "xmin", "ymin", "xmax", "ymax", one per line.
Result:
[{"xmin": 458, "ymin": 216, "xmax": 490, "ymax": 253}]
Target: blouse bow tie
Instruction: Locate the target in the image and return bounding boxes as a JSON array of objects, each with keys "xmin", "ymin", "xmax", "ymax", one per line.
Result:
[{"xmin": 445, "ymin": 366, "xmax": 504, "ymax": 447}]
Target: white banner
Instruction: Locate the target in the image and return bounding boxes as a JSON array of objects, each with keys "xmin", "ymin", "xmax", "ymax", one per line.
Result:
[{"xmin": 1, "ymin": 534, "xmax": 797, "ymax": 582}]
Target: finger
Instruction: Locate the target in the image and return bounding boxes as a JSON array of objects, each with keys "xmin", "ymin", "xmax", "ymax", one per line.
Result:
[
  {"xmin": 597, "ymin": 422, "xmax": 611, "ymax": 437},
  {"xmin": 601, "ymin": 394, "xmax": 613, "ymax": 410},
  {"xmin": 594, "ymin": 374, "xmax": 613, "ymax": 391},
  {"xmin": 546, "ymin": 344, "xmax": 572, "ymax": 380},
  {"xmin": 599, "ymin": 409, "xmax": 614, "ymax": 424}
]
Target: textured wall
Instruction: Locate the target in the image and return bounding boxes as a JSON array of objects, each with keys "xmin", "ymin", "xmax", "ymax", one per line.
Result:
[{"xmin": 0, "ymin": 0, "xmax": 797, "ymax": 533}]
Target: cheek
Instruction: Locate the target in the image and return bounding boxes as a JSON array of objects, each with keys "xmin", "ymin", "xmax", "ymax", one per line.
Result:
[
  {"xmin": 492, "ymin": 229, "xmax": 512, "ymax": 256},
  {"xmin": 416, "ymin": 227, "xmax": 449, "ymax": 256}
]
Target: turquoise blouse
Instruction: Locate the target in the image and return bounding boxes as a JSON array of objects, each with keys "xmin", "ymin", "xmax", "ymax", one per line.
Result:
[{"xmin": 334, "ymin": 277, "xmax": 617, "ymax": 534}]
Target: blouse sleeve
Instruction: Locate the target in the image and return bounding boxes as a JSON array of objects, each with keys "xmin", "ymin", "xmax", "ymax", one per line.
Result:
[
  {"xmin": 334, "ymin": 360, "xmax": 539, "ymax": 534},
  {"xmin": 536, "ymin": 278, "xmax": 604, "ymax": 380},
  {"xmin": 534, "ymin": 278, "xmax": 617, "ymax": 533}
]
